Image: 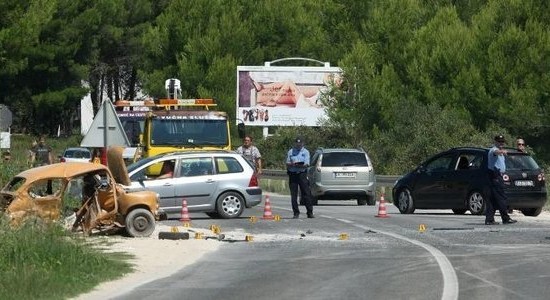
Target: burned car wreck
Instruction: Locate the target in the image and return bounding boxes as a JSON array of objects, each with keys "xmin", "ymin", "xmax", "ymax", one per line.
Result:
[{"xmin": 0, "ymin": 147, "xmax": 163, "ymax": 237}]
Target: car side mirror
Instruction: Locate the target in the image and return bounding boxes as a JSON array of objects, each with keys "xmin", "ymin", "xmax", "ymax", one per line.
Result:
[{"xmin": 137, "ymin": 175, "xmax": 147, "ymax": 187}]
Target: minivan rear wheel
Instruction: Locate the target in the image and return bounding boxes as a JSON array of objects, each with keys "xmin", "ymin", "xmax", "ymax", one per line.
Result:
[
  {"xmin": 520, "ymin": 207, "xmax": 542, "ymax": 217},
  {"xmin": 357, "ymin": 197, "xmax": 367, "ymax": 206}
]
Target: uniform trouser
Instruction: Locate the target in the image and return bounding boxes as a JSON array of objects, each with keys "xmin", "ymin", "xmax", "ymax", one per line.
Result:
[
  {"xmin": 486, "ymin": 171, "xmax": 510, "ymax": 222},
  {"xmin": 289, "ymin": 172, "xmax": 313, "ymax": 215}
]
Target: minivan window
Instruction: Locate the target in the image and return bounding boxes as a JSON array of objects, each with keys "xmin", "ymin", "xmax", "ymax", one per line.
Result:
[{"xmin": 321, "ymin": 152, "xmax": 368, "ymax": 167}]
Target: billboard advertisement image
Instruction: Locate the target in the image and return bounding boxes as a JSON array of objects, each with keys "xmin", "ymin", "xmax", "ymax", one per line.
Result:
[{"xmin": 237, "ymin": 64, "xmax": 342, "ymax": 127}]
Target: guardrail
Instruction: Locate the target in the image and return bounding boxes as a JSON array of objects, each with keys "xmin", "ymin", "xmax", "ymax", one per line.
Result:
[{"xmin": 261, "ymin": 170, "xmax": 400, "ymax": 187}]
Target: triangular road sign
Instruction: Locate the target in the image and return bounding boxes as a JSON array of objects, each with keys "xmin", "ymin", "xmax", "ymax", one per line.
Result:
[{"xmin": 80, "ymin": 100, "xmax": 130, "ymax": 148}]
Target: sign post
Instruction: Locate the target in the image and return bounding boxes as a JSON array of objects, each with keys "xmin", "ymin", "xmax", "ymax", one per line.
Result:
[{"xmin": 80, "ymin": 100, "xmax": 130, "ymax": 165}]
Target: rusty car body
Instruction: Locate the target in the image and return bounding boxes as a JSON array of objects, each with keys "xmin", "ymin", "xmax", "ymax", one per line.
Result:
[{"xmin": 0, "ymin": 147, "xmax": 163, "ymax": 237}]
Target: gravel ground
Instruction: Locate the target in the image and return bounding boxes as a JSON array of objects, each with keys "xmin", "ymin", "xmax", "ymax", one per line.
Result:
[{"xmin": 74, "ymin": 224, "xmax": 221, "ymax": 300}]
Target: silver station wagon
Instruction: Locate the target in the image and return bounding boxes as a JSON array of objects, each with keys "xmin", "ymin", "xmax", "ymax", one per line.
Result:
[{"xmin": 124, "ymin": 151, "xmax": 263, "ymax": 219}]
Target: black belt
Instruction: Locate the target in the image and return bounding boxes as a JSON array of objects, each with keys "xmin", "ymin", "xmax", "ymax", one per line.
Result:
[{"xmin": 288, "ymin": 171, "xmax": 305, "ymax": 175}]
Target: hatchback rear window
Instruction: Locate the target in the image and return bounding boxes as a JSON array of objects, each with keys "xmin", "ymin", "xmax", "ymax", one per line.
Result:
[
  {"xmin": 505, "ymin": 154, "xmax": 540, "ymax": 171},
  {"xmin": 321, "ymin": 152, "xmax": 368, "ymax": 167}
]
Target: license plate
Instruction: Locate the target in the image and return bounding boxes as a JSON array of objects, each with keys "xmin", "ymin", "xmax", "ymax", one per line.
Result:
[
  {"xmin": 515, "ymin": 180, "xmax": 534, "ymax": 187},
  {"xmin": 335, "ymin": 172, "xmax": 356, "ymax": 178}
]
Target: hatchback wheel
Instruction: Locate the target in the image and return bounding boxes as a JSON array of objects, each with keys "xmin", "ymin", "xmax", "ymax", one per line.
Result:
[
  {"xmin": 397, "ymin": 188, "xmax": 415, "ymax": 214},
  {"xmin": 521, "ymin": 207, "xmax": 542, "ymax": 217},
  {"xmin": 467, "ymin": 191, "xmax": 485, "ymax": 215},
  {"xmin": 216, "ymin": 192, "xmax": 244, "ymax": 219}
]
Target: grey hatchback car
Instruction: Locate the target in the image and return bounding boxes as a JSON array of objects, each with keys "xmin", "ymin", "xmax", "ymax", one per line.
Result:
[
  {"xmin": 124, "ymin": 151, "xmax": 262, "ymax": 219},
  {"xmin": 307, "ymin": 148, "xmax": 376, "ymax": 206}
]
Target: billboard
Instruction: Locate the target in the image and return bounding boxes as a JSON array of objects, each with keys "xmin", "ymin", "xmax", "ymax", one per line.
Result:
[{"xmin": 237, "ymin": 64, "xmax": 342, "ymax": 127}]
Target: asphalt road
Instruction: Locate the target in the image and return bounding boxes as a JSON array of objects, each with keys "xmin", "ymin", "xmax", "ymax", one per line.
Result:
[{"xmin": 116, "ymin": 195, "xmax": 550, "ymax": 300}]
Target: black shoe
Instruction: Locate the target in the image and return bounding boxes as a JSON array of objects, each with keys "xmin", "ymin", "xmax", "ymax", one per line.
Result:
[
  {"xmin": 293, "ymin": 214, "xmax": 300, "ymax": 219},
  {"xmin": 485, "ymin": 220, "xmax": 499, "ymax": 225},
  {"xmin": 503, "ymin": 218, "xmax": 517, "ymax": 224},
  {"xmin": 307, "ymin": 213, "xmax": 314, "ymax": 219}
]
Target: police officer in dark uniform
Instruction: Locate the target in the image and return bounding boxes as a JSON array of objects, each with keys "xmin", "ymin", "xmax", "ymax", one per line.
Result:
[
  {"xmin": 286, "ymin": 137, "xmax": 314, "ymax": 219},
  {"xmin": 486, "ymin": 134, "xmax": 517, "ymax": 225}
]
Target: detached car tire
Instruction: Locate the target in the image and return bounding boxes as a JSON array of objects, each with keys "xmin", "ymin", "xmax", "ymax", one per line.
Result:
[
  {"xmin": 158, "ymin": 232, "xmax": 190, "ymax": 240},
  {"xmin": 217, "ymin": 191, "xmax": 244, "ymax": 219},
  {"xmin": 125, "ymin": 208, "xmax": 156, "ymax": 237}
]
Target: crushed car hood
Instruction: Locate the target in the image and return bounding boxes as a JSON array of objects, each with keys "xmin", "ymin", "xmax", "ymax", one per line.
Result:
[{"xmin": 107, "ymin": 146, "xmax": 131, "ymax": 186}]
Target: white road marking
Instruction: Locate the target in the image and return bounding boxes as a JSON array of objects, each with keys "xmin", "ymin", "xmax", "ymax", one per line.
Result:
[
  {"xmin": 272, "ymin": 205, "xmax": 459, "ymax": 300},
  {"xmin": 323, "ymin": 214, "xmax": 459, "ymax": 300}
]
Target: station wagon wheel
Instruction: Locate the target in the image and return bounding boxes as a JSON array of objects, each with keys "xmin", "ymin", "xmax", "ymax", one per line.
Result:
[
  {"xmin": 216, "ymin": 191, "xmax": 244, "ymax": 219},
  {"xmin": 125, "ymin": 208, "xmax": 156, "ymax": 237},
  {"xmin": 467, "ymin": 191, "xmax": 485, "ymax": 215},
  {"xmin": 397, "ymin": 188, "xmax": 415, "ymax": 214}
]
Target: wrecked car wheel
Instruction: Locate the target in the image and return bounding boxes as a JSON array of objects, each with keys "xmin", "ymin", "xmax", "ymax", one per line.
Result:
[{"xmin": 125, "ymin": 208, "xmax": 155, "ymax": 237}]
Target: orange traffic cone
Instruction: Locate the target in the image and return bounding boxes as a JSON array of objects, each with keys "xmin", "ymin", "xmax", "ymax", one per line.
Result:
[
  {"xmin": 180, "ymin": 199, "xmax": 191, "ymax": 222},
  {"xmin": 262, "ymin": 195, "xmax": 274, "ymax": 220},
  {"xmin": 375, "ymin": 194, "xmax": 389, "ymax": 218}
]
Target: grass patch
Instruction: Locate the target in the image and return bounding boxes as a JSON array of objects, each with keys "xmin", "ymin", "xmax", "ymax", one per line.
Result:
[{"xmin": 0, "ymin": 217, "xmax": 133, "ymax": 300}]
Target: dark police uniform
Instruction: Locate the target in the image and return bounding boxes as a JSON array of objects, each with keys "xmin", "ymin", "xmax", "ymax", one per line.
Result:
[
  {"xmin": 486, "ymin": 135, "xmax": 516, "ymax": 225},
  {"xmin": 286, "ymin": 137, "xmax": 314, "ymax": 218}
]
